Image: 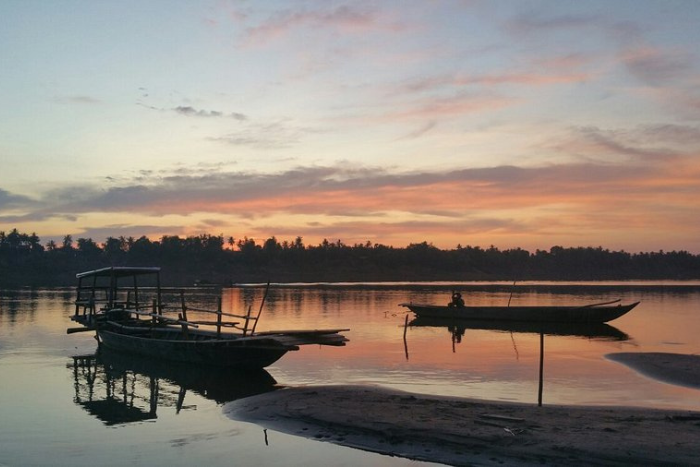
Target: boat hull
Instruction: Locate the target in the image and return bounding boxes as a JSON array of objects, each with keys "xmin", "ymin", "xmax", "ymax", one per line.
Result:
[
  {"xmin": 98, "ymin": 328, "xmax": 291, "ymax": 369},
  {"xmin": 400, "ymin": 302, "xmax": 639, "ymax": 323}
]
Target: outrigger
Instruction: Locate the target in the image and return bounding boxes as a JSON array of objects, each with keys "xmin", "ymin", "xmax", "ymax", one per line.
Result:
[{"xmin": 69, "ymin": 267, "xmax": 348, "ymax": 369}]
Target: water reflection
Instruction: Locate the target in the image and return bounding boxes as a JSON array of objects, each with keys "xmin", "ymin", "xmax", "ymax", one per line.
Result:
[
  {"xmin": 69, "ymin": 349, "xmax": 279, "ymax": 425},
  {"xmin": 405, "ymin": 318, "xmax": 633, "ymax": 406},
  {"xmin": 408, "ymin": 317, "xmax": 631, "ymax": 347}
]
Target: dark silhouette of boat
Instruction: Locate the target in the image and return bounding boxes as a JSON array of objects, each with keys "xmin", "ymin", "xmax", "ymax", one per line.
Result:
[
  {"xmin": 400, "ymin": 292, "xmax": 638, "ymax": 324},
  {"xmin": 68, "ymin": 267, "xmax": 348, "ymax": 369}
]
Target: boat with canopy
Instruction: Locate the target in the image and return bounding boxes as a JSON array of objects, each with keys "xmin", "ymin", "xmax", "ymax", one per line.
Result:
[{"xmin": 69, "ymin": 267, "xmax": 348, "ymax": 369}]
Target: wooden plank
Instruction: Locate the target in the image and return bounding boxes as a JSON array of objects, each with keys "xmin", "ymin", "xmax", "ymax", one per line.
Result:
[
  {"xmin": 188, "ymin": 320, "xmax": 239, "ymax": 327},
  {"xmin": 183, "ymin": 306, "xmax": 255, "ymax": 320},
  {"xmin": 127, "ymin": 309, "xmax": 199, "ymax": 328},
  {"xmin": 255, "ymin": 328, "xmax": 349, "ymax": 336}
]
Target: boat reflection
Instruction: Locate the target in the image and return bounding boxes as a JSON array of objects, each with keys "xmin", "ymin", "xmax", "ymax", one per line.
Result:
[
  {"xmin": 409, "ymin": 317, "xmax": 631, "ymax": 346},
  {"xmin": 406, "ymin": 317, "xmax": 631, "ymax": 406},
  {"xmin": 69, "ymin": 348, "xmax": 279, "ymax": 425}
]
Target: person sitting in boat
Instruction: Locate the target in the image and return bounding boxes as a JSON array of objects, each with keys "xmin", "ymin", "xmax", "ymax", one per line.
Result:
[{"xmin": 448, "ymin": 291, "xmax": 465, "ymax": 308}]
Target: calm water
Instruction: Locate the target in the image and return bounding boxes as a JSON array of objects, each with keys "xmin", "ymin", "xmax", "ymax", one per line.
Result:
[{"xmin": 1, "ymin": 282, "xmax": 699, "ymax": 466}]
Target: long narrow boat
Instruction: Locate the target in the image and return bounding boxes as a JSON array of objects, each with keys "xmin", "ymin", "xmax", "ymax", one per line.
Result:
[
  {"xmin": 399, "ymin": 294, "xmax": 639, "ymax": 323},
  {"xmin": 69, "ymin": 267, "xmax": 348, "ymax": 369}
]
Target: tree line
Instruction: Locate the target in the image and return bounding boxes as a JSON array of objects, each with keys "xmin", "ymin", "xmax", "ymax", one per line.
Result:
[{"xmin": 1, "ymin": 228, "xmax": 699, "ymax": 287}]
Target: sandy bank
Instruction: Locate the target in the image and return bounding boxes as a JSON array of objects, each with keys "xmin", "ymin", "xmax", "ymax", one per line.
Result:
[
  {"xmin": 228, "ymin": 352, "xmax": 700, "ymax": 466},
  {"xmin": 606, "ymin": 352, "xmax": 700, "ymax": 390},
  {"xmin": 228, "ymin": 385, "xmax": 700, "ymax": 466}
]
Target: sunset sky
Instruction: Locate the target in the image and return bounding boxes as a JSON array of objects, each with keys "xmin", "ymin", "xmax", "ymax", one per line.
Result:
[{"xmin": 2, "ymin": 1, "xmax": 699, "ymax": 253}]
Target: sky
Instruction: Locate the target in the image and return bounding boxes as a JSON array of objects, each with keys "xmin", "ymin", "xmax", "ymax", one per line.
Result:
[{"xmin": 1, "ymin": 0, "xmax": 700, "ymax": 253}]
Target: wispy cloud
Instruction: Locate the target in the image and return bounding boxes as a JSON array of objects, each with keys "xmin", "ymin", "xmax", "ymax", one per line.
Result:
[
  {"xmin": 388, "ymin": 93, "xmax": 517, "ymax": 121},
  {"xmin": 239, "ymin": 5, "xmax": 395, "ymax": 48},
  {"xmin": 621, "ymin": 46, "xmax": 695, "ymax": 87},
  {"xmin": 11, "ymin": 156, "xmax": 673, "ymax": 219},
  {"xmin": 210, "ymin": 120, "xmax": 314, "ymax": 148},
  {"xmin": 138, "ymin": 102, "xmax": 248, "ymax": 120},
  {"xmin": 56, "ymin": 95, "xmax": 102, "ymax": 105},
  {"xmin": 505, "ymin": 11, "xmax": 601, "ymax": 35},
  {"xmin": 399, "ymin": 71, "xmax": 590, "ymax": 95},
  {"xmin": 174, "ymin": 106, "xmax": 247, "ymax": 120},
  {"xmin": 549, "ymin": 125, "xmax": 700, "ymax": 163},
  {"xmin": 0, "ymin": 188, "xmax": 34, "ymax": 210},
  {"xmin": 398, "ymin": 120, "xmax": 437, "ymax": 140}
]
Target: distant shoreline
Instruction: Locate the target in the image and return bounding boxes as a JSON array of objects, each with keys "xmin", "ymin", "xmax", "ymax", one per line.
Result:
[{"xmin": 3, "ymin": 230, "xmax": 700, "ymax": 287}]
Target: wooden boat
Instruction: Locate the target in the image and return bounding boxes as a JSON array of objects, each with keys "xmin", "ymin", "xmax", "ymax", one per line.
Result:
[
  {"xmin": 69, "ymin": 267, "xmax": 348, "ymax": 369},
  {"xmin": 399, "ymin": 293, "xmax": 639, "ymax": 323}
]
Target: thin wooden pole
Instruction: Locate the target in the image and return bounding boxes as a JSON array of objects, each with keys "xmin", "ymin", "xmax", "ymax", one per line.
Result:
[
  {"xmin": 176, "ymin": 387, "xmax": 187, "ymax": 414},
  {"xmin": 75, "ymin": 276, "xmax": 82, "ymax": 317},
  {"xmin": 180, "ymin": 290, "xmax": 188, "ymax": 320},
  {"xmin": 179, "ymin": 313, "xmax": 189, "ymax": 338},
  {"xmin": 250, "ymin": 281, "xmax": 270, "ymax": 335},
  {"xmin": 109, "ymin": 272, "xmax": 116, "ymax": 310},
  {"xmin": 179, "ymin": 289, "xmax": 189, "ymax": 337},
  {"xmin": 91, "ymin": 274, "xmax": 98, "ymax": 315},
  {"xmin": 243, "ymin": 305, "xmax": 252, "ymax": 336},
  {"xmin": 156, "ymin": 272, "xmax": 161, "ymax": 314},
  {"xmin": 403, "ymin": 314, "xmax": 409, "ymax": 361},
  {"xmin": 507, "ymin": 281, "xmax": 516, "ymax": 307},
  {"xmin": 216, "ymin": 296, "xmax": 223, "ymax": 338},
  {"xmin": 132, "ymin": 274, "xmax": 138, "ymax": 310},
  {"xmin": 538, "ymin": 332, "xmax": 544, "ymax": 407}
]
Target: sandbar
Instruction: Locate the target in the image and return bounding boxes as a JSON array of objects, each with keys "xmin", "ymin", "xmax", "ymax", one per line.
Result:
[
  {"xmin": 227, "ymin": 353, "xmax": 700, "ymax": 466},
  {"xmin": 606, "ymin": 352, "xmax": 700, "ymax": 390}
]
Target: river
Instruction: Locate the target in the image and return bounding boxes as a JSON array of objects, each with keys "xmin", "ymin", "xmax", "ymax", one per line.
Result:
[{"xmin": 1, "ymin": 282, "xmax": 699, "ymax": 466}]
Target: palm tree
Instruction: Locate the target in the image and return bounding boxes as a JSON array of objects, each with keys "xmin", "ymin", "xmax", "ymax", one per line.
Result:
[{"xmin": 62, "ymin": 235, "xmax": 74, "ymax": 250}]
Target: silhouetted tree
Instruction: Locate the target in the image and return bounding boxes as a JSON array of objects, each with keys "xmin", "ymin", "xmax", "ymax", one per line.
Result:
[
  {"xmin": 2, "ymin": 227, "xmax": 700, "ymax": 286},
  {"xmin": 62, "ymin": 235, "xmax": 74, "ymax": 250}
]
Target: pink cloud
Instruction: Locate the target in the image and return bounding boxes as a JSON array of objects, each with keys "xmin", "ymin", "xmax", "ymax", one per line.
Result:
[
  {"xmin": 387, "ymin": 93, "xmax": 517, "ymax": 120},
  {"xmin": 240, "ymin": 5, "xmax": 394, "ymax": 48},
  {"xmin": 403, "ymin": 71, "xmax": 590, "ymax": 94},
  {"xmin": 620, "ymin": 46, "xmax": 695, "ymax": 87}
]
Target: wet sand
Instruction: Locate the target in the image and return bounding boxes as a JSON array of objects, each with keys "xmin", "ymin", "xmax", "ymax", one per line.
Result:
[
  {"xmin": 606, "ymin": 352, "xmax": 700, "ymax": 390},
  {"xmin": 228, "ymin": 353, "xmax": 700, "ymax": 466}
]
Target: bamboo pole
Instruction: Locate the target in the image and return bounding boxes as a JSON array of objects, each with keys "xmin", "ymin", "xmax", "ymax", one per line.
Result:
[
  {"xmin": 538, "ymin": 332, "xmax": 544, "ymax": 407},
  {"xmin": 403, "ymin": 314, "xmax": 409, "ymax": 361},
  {"xmin": 179, "ymin": 290, "xmax": 188, "ymax": 321},
  {"xmin": 216, "ymin": 296, "xmax": 223, "ymax": 338},
  {"xmin": 181, "ymin": 304, "xmax": 189, "ymax": 336},
  {"xmin": 507, "ymin": 281, "xmax": 516, "ymax": 307},
  {"xmin": 132, "ymin": 274, "xmax": 138, "ymax": 310},
  {"xmin": 178, "ymin": 313, "xmax": 189, "ymax": 338},
  {"xmin": 250, "ymin": 281, "xmax": 270, "ymax": 335},
  {"xmin": 179, "ymin": 306, "xmax": 251, "ymax": 319},
  {"xmin": 127, "ymin": 310, "xmax": 200, "ymax": 327},
  {"xmin": 243, "ymin": 305, "xmax": 252, "ymax": 336}
]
